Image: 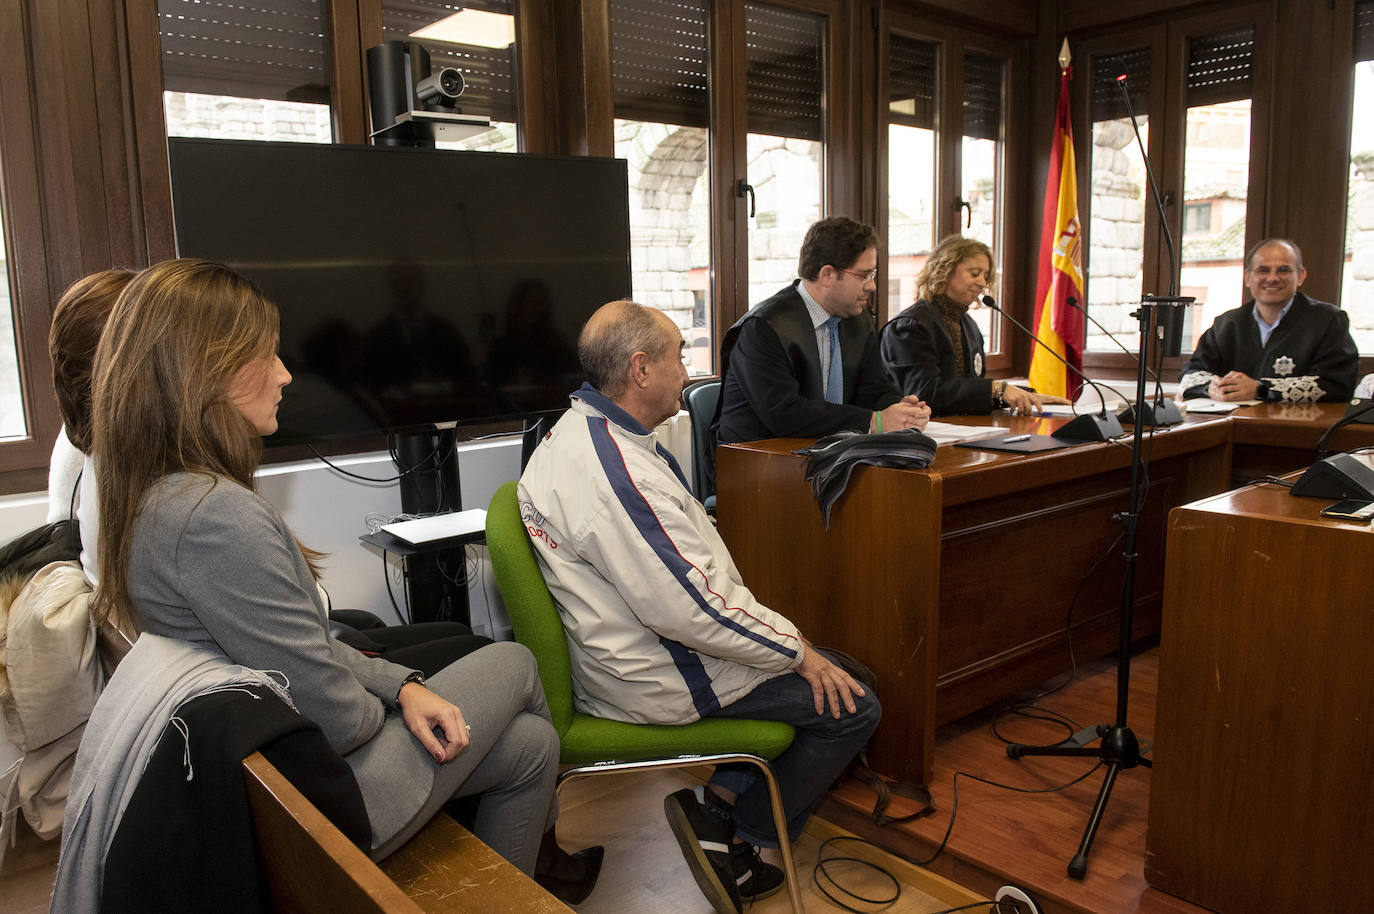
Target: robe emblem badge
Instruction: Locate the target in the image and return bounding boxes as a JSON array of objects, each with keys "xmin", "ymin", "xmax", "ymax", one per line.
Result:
[{"xmin": 1273, "ymin": 355, "xmax": 1295, "ymax": 376}]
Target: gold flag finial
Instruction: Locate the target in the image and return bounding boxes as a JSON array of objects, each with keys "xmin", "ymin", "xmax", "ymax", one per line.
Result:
[{"xmin": 1058, "ymin": 38, "xmax": 1071, "ymax": 71}]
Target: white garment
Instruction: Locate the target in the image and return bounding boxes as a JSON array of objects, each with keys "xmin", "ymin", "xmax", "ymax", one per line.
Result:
[
  {"xmin": 518, "ymin": 385, "xmax": 803, "ymax": 726},
  {"xmin": 1356, "ymin": 373, "xmax": 1374, "ymax": 398},
  {"xmin": 44, "ymin": 427, "xmax": 100, "ymax": 584}
]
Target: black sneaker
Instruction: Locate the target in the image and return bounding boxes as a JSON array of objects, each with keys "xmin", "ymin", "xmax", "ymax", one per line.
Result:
[
  {"xmin": 664, "ymin": 788, "xmax": 742, "ymax": 914},
  {"xmin": 731, "ymin": 841, "xmax": 785, "ymax": 903}
]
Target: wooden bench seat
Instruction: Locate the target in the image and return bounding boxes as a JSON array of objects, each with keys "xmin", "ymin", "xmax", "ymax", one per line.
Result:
[{"xmin": 242, "ymin": 752, "xmax": 567, "ymax": 914}]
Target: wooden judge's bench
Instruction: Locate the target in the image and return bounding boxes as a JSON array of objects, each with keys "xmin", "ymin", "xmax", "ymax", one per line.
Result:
[
  {"xmin": 714, "ymin": 403, "xmax": 1374, "ymax": 787},
  {"xmin": 1144, "ymin": 462, "xmax": 1374, "ymax": 914}
]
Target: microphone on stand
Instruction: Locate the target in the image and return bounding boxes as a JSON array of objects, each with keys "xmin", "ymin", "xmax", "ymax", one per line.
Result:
[
  {"xmin": 1063, "ymin": 296, "xmax": 1183, "ymax": 426},
  {"xmin": 1289, "ymin": 398, "xmax": 1374, "ymax": 499},
  {"xmin": 980, "ymin": 295, "xmax": 1124, "ymax": 441}
]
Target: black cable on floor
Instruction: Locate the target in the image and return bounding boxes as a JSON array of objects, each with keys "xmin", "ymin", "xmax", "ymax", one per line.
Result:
[
  {"xmin": 810, "ymin": 836, "xmax": 900, "ymax": 913},
  {"xmin": 903, "ymin": 762, "xmax": 1104, "ymax": 868}
]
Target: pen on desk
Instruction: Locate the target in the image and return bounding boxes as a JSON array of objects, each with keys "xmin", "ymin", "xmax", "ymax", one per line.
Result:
[{"xmin": 1003, "ymin": 434, "xmax": 1031, "ymax": 443}]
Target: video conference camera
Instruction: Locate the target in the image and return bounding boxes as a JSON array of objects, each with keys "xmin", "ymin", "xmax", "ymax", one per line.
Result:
[{"xmin": 415, "ymin": 68, "xmax": 465, "ymax": 107}]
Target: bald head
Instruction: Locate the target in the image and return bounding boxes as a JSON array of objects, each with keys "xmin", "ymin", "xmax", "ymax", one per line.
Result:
[{"xmin": 579, "ymin": 300, "xmax": 680, "ymax": 398}]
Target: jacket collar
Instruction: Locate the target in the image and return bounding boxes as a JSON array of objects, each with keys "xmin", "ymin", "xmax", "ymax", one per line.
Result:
[{"xmin": 571, "ymin": 383, "xmax": 653, "ymax": 437}]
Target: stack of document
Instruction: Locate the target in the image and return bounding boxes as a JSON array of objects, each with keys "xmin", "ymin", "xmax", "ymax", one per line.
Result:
[
  {"xmin": 922, "ymin": 421, "xmax": 1007, "ymax": 446},
  {"xmin": 380, "ymin": 508, "xmax": 487, "ymax": 544}
]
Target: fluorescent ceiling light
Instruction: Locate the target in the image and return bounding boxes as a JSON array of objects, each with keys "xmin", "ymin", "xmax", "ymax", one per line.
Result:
[{"xmin": 411, "ymin": 9, "xmax": 516, "ymax": 49}]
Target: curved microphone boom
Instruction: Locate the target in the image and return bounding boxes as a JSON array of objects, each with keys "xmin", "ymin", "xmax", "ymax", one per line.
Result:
[
  {"xmin": 1064, "ymin": 296, "xmax": 1183, "ymax": 426},
  {"xmin": 981, "ymin": 295, "xmax": 1124, "ymax": 441},
  {"xmin": 1289, "ymin": 396, "xmax": 1374, "ymax": 498}
]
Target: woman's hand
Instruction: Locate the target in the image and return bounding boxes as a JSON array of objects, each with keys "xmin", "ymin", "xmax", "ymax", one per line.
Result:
[
  {"xmin": 398, "ymin": 681, "xmax": 470, "ymax": 763},
  {"xmin": 1002, "ymin": 385, "xmax": 1071, "ymax": 414}
]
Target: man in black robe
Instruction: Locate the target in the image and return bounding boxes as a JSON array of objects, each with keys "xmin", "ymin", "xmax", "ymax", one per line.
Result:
[
  {"xmin": 1180, "ymin": 238, "xmax": 1358, "ymax": 403},
  {"xmin": 717, "ymin": 217, "xmax": 929, "ymax": 443}
]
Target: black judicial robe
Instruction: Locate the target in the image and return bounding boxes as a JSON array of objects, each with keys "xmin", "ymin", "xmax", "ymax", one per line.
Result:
[
  {"xmin": 716, "ymin": 281, "xmax": 900, "ymax": 444},
  {"xmin": 1179, "ymin": 293, "xmax": 1358, "ymax": 402},
  {"xmin": 879, "ymin": 298, "xmax": 994, "ymax": 416}
]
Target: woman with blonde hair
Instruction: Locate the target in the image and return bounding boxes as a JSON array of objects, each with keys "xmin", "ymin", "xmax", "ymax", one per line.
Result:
[
  {"xmin": 880, "ymin": 235, "xmax": 1068, "ymax": 415},
  {"xmin": 86, "ymin": 259, "xmax": 574, "ymax": 878}
]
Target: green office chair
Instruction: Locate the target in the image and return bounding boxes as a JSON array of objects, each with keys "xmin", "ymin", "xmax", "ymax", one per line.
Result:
[{"xmin": 485, "ymin": 481, "xmax": 803, "ymax": 914}]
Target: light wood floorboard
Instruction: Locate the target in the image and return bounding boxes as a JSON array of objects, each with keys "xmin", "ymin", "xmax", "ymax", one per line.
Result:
[{"xmin": 0, "ymin": 766, "xmax": 984, "ymax": 914}]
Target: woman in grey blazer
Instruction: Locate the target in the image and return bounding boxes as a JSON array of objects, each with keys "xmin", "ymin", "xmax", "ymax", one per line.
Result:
[{"xmin": 87, "ymin": 259, "xmax": 565, "ymax": 876}]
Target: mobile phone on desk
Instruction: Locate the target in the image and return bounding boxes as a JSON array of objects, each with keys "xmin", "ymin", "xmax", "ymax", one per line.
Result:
[{"xmin": 1318, "ymin": 499, "xmax": 1374, "ymax": 522}]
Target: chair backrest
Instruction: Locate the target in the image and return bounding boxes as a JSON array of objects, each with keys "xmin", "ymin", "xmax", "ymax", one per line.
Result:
[
  {"xmin": 683, "ymin": 379, "xmax": 722, "ymax": 501},
  {"xmin": 485, "ymin": 481, "xmax": 575, "ymax": 738}
]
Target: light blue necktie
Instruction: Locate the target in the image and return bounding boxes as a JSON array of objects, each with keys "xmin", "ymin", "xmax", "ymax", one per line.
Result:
[{"xmin": 824, "ymin": 316, "xmax": 843, "ymax": 404}]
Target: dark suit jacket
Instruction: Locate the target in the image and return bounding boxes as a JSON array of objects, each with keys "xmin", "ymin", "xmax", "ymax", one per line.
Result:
[
  {"xmin": 879, "ymin": 298, "xmax": 994, "ymax": 416},
  {"xmin": 717, "ymin": 282, "xmax": 900, "ymax": 443}
]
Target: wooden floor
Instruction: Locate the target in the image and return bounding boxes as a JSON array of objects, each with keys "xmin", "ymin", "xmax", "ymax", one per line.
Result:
[
  {"xmin": 0, "ymin": 764, "xmax": 983, "ymax": 914},
  {"xmin": 558, "ymin": 767, "xmax": 983, "ymax": 913},
  {"xmin": 820, "ymin": 641, "xmax": 1207, "ymax": 914}
]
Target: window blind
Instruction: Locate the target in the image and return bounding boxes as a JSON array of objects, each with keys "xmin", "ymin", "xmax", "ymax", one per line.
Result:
[
  {"xmin": 158, "ymin": 0, "xmax": 330, "ymax": 104},
  {"xmin": 1091, "ymin": 46, "xmax": 1150, "ymax": 123},
  {"xmin": 962, "ymin": 51, "xmax": 1003, "ymax": 142},
  {"xmin": 1186, "ymin": 27, "xmax": 1253, "ymax": 107},
  {"xmin": 889, "ymin": 34, "xmax": 937, "ymax": 131},
  {"xmin": 610, "ymin": 0, "xmax": 710, "ymax": 128},
  {"xmin": 744, "ymin": 2, "xmax": 824, "ymax": 142}
]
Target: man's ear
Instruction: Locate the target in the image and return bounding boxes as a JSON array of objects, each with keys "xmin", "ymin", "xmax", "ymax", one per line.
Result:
[{"xmin": 628, "ymin": 350, "xmax": 651, "ymax": 390}]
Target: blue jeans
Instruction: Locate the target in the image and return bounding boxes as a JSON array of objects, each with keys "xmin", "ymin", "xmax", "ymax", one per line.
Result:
[{"xmin": 706, "ymin": 670, "xmax": 881, "ymax": 847}]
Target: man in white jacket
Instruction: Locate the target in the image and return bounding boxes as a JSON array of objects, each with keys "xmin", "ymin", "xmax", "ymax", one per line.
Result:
[{"xmin": 519, "ymin": 300, "xmax": 880, "ymax": 914}]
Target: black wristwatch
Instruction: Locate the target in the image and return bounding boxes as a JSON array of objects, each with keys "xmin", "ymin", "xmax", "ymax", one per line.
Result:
[{"xmin": 397, "ymin": 670, "xmax": 425, "ymax": 706}]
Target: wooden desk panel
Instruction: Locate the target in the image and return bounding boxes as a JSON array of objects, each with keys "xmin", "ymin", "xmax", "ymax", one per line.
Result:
[
  {"xmin": 716, "ymin": 417, "xmax": 1231, "ymax": 783},
  {"xmin": 1147, "ymin": 477, "xmax": 1374, "ymax": 912},
  {"xmin": 1224, "ymin": 402, "xmax": 1374, "ymax": 486}
]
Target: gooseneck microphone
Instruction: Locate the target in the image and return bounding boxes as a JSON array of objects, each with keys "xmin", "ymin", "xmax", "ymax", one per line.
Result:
[
  {"xmin": 981, "ymin": 295, "xmax": 1124, "ymax": 441},
  {"xmin": 1063, "ymin": 296, "xmax": 1183, "ymax": 426},
  {"xmin": 1289, "ymin": 398, "xmax": 1374, "ymax": 498}
]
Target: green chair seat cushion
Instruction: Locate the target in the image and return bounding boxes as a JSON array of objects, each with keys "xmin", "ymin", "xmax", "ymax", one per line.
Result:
[{"xmin": 559, "ymin": 713, "xmax": 794, "ymax": 766}]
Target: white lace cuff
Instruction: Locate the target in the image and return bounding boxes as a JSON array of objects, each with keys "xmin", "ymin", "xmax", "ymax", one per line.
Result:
[
  {"xmin": 1263, "ymin": 376, "xmax": 1324, "ymax": 403},
  {"xmin": 1179, "ymin": 370, "xmax": 1218, "ymax": 393}
]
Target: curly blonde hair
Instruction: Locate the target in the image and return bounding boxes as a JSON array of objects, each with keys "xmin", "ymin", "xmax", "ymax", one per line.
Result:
[{"xmin": 914, "ymin": 235, "xmax": 996, "ymax": 303}]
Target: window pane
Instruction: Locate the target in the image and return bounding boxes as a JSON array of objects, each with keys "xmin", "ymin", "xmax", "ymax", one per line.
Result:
[
  {"xmin": 1178, "ymin": 28, "xmax": 1254, "ymax": 352},
  {"xmin": 1345, "ymin": 58, "xmax": 1374, "ymax": 355},
  {"xmin": 745, "ymin": 1, "xmax": 825, "ymax": 308},
  {"xmin": 383, "ymin": 0, "xmax": 520, "ymax": 152},
  {"xmin": 962, "ymin": 50, "xmax": 1004, "ymax": 347},
  {"xmin": 1086, "ymin": 47, "xmax": 1151, "ymax": 354},
  {"xmin": 159, "ymin": 0, "xmax": 333, "ymax": 141},
  {"xmin": 888, "ymin": 34, "xmax": 938, "ymax": 321},
  {"xmin": 0, "ymin": 177, "xmax": 24, "ymax": 439},
  {"xmin": 611, "ymin": 0, "xmax": 712, "ymax": 375}
]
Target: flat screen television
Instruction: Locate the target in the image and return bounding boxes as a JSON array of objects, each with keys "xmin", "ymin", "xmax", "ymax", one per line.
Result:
[{"xmin": 167, "ymin": 138, "xmax": 631, "ymax": 446}]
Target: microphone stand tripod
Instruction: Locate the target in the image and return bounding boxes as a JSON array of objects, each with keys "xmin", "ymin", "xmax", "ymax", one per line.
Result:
[{"xmin": 1005, "ymin": 293, "xmax": 1190, "ymax": 880}]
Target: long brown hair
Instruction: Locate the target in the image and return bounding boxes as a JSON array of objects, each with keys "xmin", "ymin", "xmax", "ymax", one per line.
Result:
[
  {"xmin": 49, "ymin": 269, "xmax": 136, "ymax": 453},
  {"xmin": 90, "ymin": 259, "xmax": 284, "ymax": 633},
  {"xmin": 914, "ymin": 235, "xmax": 996, "ymax": 303}
]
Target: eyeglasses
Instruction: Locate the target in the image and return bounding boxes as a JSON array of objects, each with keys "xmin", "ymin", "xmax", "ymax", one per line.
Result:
[
  {"xmin": 1247, "ymin": 265, "xmax": 1298, "ymax": 277},
  {"xmin": 842, "ymin": 268, "xmax": 879, "ymax": 282}
]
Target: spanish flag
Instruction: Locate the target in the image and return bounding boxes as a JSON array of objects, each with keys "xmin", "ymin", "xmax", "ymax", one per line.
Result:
[{"xmin": 1028, "ymin": 47, "xmax": 1086, "ymax": 399}]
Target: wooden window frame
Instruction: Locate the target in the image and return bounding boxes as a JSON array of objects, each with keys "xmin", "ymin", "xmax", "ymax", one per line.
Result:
[
  {"xmin": 879, "ymin": 10, "xmax": 1025, "ymax": 375},
  {"xmin": 1072, "ymin": 4, "xmax": 1275, "ymax": 377}
]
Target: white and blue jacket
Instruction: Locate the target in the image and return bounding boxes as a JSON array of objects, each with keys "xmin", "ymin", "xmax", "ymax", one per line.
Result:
[{"xmin": 518, "ymin": 385, "xmax": 804, "ymax": 725}]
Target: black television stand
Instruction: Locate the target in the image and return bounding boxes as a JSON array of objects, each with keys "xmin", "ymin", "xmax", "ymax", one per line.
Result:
[{"xmin": 388, "ymin": 427, "xmax": 470, "ymax": 625}]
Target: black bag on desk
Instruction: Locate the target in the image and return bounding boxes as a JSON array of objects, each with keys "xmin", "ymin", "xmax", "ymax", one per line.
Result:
[{"xmin": 818, "ymin": 647, "xmax": 936, "ymax": 826}]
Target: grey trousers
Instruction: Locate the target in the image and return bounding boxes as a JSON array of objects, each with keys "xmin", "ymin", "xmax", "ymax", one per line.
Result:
[{"xmin": 347, "ymin": 641, "xmax": 560, "ymax": 872}]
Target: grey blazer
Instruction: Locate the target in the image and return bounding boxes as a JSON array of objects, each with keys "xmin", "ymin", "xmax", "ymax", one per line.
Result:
[{"xmin": 128, "ymin": 473, "xmax": 428, "ymax": 842}]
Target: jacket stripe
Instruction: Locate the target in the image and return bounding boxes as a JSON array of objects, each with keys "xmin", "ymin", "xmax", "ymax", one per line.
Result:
[
  {"xmin": 658, "ymin": 636, "xmax": 721, "ymax": 717},
  {"xmin": 585, "ymin": 416, "xmax": 800, "ymax": 676}
]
